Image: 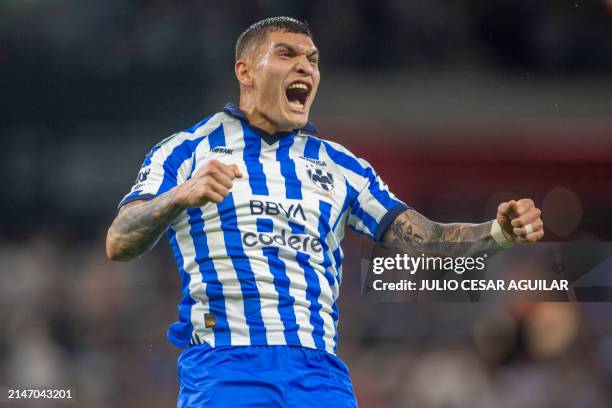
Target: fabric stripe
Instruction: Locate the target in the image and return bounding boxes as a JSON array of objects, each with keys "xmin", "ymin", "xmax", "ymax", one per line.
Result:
[
  {"xmin": 276, "ymin": 136, "xmax": 302, "ymax": 200},
  {"xmin": 346, "ymin": 183, "xmax": 379, "ymax": 237},
  {"xmin": 166, "ymin": 228, "xmax": 194, "ymax": 348},
  {"xmin": 118, "ymin": 113, "xmax": 224, "ymax": 208},
  {"xmin": 303, "ymin": 136, "xmax": 321, "ymax": 159},
  {"xmin": 332, "ymin": 178, "xmax": 357, "ymax": 233},
  {"xmin": 217, "ymin": 193, "xmax": 268, "ymax": 344},
  {"xmin": 256, "ymin": 218, "xmax": 273, "ymax": 232},
  {"xmin": 321, "ymin": 139, "xmax": 398, "ymax": 209},
  {"xmin": 317, "ymin": 200, "xmax": 341, "ymax": 352},
  {"xmin": 190, "ymin": 128, "xmax": 251, "ymax": 346},
  {"xmin": 262, "ymin": 246, "xmax": 301, "ymax": 346},
  {"xmin": 317, "ymin": 201, "xmax": 338, "ymax": 288},
  {"xmin": 157, "ymin": 137, "xmax": 209, "ymax": 194},
  {"xmin": 295, "ymin": 252, "xmax": 326, "ymax": 350},
  {"xmin": 187, "ymin": 207, "xmax": 230, "ymax": 346},
  {"xmin": 184, "ymin": 115, "xmax": 214, "ymax": 134},
  {"xmin": 242, "ymin": 125, "xmax": 269, "ymax": 196},
  {"xmin": 207, "ymin": 124, "xmax": 225, "ymax": 148}
]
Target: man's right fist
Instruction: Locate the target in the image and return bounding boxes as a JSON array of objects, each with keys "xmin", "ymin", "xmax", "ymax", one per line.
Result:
[{"xmin": 173, "ymin": 159, "xmax": 243, "ymax": 207}]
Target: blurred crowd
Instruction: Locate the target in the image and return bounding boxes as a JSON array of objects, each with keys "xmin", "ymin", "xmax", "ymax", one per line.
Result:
[
  {"xmin": 3, "ymin": 0, "xmax": 612, "ymax": 127},
  {"xmin": 1, "ymin": 228, "xmax": 612, "ymax": 407}
]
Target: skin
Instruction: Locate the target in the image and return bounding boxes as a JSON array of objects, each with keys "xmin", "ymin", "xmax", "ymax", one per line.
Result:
[
  {"xmin": 383, "ymin": 199, "xmax": 544, "ymax": 256},
  {"xmin": 235, "ymin": 31, "xmax": 320, "ymax": 135},
  {"xmin": 107, "ymin": 30, "xmax": 320, "ymax": 260},
  {"xmin": 106, "ymin": 30, "xmax": 544, "ymax": 261},
  {"xmin": 106, "ymin": 160, "xmax": 242, "ymax": 261}
]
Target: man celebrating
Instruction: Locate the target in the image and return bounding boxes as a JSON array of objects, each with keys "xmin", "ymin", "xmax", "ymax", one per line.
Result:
[{"xmin": 106, "ymin": 17, "xmax": 543, "ymax": 408}]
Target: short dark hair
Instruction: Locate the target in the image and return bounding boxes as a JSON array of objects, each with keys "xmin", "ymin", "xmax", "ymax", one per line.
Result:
[{"xmin": 235, "ymin": 17, "xmax": 312, "ymax": 60}]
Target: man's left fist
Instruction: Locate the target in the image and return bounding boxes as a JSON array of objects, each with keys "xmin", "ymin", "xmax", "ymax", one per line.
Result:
[{"xmin": 497, "ymin": 199, "xmax": 544, "ymax": 242}]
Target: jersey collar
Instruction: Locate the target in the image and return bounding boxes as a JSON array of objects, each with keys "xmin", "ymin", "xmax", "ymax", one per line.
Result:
[{"xmin": 223, "ymin": 103, "xmax": 319, "ymax": 144}]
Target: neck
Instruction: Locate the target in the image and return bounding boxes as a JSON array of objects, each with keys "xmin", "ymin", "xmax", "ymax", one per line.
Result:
[{"xmin": 239, "ymin": 94, "xmax": 286, "ymax": 135}]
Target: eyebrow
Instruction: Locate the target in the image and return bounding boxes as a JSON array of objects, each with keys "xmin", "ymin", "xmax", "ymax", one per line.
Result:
[{"xmin": 274, "ymin": 42, "xmax": 319, "ymax": 57}]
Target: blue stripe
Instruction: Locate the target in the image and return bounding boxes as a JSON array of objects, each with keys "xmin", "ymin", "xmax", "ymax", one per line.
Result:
[
  {"xmin": 157, "ymin": 136, "xmax": 206, "ymax": 195},
  {"xmin": 331, "ymin": 301, "xmax": 339, "ymax": 352},
  {"xmin": 304, "ymin": 136, "xmax": 321, "ymax": 159},
  {"xmin": 276, "ymin": 136, "xmax": 302, "ymax": 199},
  {"xmin": 288, "ymin": 221, "xmax": 305, "ymax": 234},
  {"xmin": 143, "ymin": 145, "xmax": 161, "ymax": 166},
  {"xmin": 166, "ymin": 228, "xmax": 194, "ymax": 348},
  {"xmin": 184, "ymin": 115, "xmax": 213, "ymax": 134},
  {"xmin": 242, "ymin": 125, "xmax": 269, "ymax": 195},
  {"xmin": 217, "ymin": 193, "xmax": 267, "ymax": 344},
  {"xmin": 187, "ymin": 207, "xmax": 231, "ymax": 346},
  {"xmin": 321, "ymin": 140, "xmax": 399, "ymax": 209},
  {"xmin": 208, "ymin": 124, "xmax": 226, "ymax": 148},
  {"xmin": 374, "ymin": 202, "xmax": 409, "ymax": 242},
  {"xmin": 117, "ymin": 192, "xmax": 156, "ymax": 211},
  {"xmin": 256, "ymin": 218, "xmax": 273, "ymax": 232},
  {"xmin": 318, "ymin": 200, "xmax": 339, "ymax": 350},
  {"xmin": 295, "ymin": 252, "xmax": 326, "ymax": 350},
  {"xmin": 346, "ymin": 182, "xmax": 379, "ymax": 237},
  {"xmin": 332, "ymin": 247, "xmax": 343, "ymax": 284},
  {"xmin": 332, "ymin": 178, "xmax": 358, "ymax": 232},
  {"xmin": 262, "ymin": 246, "xmax": 301, "ymax": 346},
  {"xmin": 317, "ymin": 200, "xmax": 338, "ymax": 287}
]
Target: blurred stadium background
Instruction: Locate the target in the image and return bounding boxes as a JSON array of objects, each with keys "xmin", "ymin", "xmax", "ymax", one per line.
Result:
[{"xmin": 2, "ymin": 1, "xmax": 612, "ymax": 407}]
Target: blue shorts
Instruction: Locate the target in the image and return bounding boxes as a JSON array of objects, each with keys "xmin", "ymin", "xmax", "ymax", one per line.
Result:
[{"xmin": 177, "ymin": 344, "xmax": 358, "ymax": 408}]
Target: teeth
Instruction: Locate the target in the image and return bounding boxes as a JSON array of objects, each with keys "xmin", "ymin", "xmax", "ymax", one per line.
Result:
[
  {"xmin": 289, "ymin": 100, "xmax": 304, "ymax": 108},
  {"xmin": 288, "ymin": 83, "xmax": 309, "ymax": 91}
]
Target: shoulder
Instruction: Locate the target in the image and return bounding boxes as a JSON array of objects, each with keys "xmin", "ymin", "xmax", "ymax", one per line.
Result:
[
  {"xmin": 183, "ymin": 111, "xmax": 233, "ymax": 135},
  {"xmin": 156, "ymin": 110, "xmax": 235, "ymax": 152},
  {"xmin": 144, "ymin": 111, "xmax": 231, "ymax": 165},
  {"xmin": 302, "ymin": 133, "xmax": 374, "ymax": 175}
]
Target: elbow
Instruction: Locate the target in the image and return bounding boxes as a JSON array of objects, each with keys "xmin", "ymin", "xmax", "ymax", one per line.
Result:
[{"xmin": 106, "ymin": 229, "xmax": 134, "ymax": 262}]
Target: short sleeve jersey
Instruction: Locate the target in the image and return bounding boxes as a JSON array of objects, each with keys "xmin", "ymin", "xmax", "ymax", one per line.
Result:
[{"xmin": 119, "ymin": 103, "xmax": 408, "ymax": 354}]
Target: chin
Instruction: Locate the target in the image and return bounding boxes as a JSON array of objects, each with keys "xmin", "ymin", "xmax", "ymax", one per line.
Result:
[{"xmin": 285, "ymin": 112, "xmax": 309, "ymax": 130}]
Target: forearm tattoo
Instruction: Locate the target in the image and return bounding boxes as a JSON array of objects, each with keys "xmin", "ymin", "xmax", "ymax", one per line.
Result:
[
  {"xmin": 107, "ymin": 189, "xmax": 184, "ymax": 260},
  {"xmin": 383, "ymin": 209, "xmax": 499, "ymax": 256}
]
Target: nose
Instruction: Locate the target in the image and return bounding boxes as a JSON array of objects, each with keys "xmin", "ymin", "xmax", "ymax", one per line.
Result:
[{"xmin": 294, "ymin": 55, "xmax": 313, "ymax": 76}]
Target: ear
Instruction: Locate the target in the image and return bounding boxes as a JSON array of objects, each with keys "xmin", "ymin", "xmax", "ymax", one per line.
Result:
[{"xmin": 235, "ymin": 59, "xmax": 253, "ymax": 87}]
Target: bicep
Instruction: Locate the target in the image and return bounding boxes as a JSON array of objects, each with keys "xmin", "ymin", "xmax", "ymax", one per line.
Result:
[{"xmin": 117, "ymin": 200, "xmax": 148, "ymax": 216}]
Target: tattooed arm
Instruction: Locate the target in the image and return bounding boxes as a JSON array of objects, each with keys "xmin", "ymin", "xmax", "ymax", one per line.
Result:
[
  {"xmin": 106, "ymin": 193, "xmax": 184, "ymax": 261},
  {"xmin": 383, "ymin": 209, "xmax": 498, "ymax": 256},
  {"xmin": 382, "ymin": 199, "xmax": 544, "ymax": 256},
  {"xmin": 106, "ymin": 159, "xmax": 242, "ymax": 261}
]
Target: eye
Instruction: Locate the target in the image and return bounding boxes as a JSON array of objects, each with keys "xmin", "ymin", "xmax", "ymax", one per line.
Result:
[
  {"xmin": 276, "ymin": 48, "xmax": 290, "ymax": 58},
  {"xmin": 309, "ymin": 56, "xmax": 319, "ymax": 64}
]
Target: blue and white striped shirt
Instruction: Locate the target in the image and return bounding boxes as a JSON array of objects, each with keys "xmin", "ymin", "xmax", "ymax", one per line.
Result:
[{"xmin": 119, "ymin": 103, "xmax": 408, "ymax": 354}]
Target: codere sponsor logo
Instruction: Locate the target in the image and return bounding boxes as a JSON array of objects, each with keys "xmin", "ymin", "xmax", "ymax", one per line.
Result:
[
  {"xmin": 243, "ymin": 200, "xmax": 322, "ymax": 253},
  {"xmin": 242, "ymin": 229, "xmax": 322, "ymax": 253}
]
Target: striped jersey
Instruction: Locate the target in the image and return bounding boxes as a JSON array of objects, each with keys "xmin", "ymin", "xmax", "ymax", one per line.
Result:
[{"xmin": 119, "ymin": 103, "xmax": 408, "ymax": 354}]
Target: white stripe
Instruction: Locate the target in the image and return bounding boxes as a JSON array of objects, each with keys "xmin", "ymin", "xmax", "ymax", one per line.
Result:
[
  {"xmin": 171, "ymin": 217, "xmax": 216, "ymax": 347},
  {"xmin": 122, "ymin": 113, "xmax": 226, "ymax": 201},
  {"xmin": 194, "ymin": 130, "xmax": 251, "ymax": 346}
]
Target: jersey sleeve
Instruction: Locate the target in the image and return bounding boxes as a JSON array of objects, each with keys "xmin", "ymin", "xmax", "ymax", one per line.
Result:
[
  {"xmin": 117, "ymin": 133, "xmax": 191, "ymax": 209},
  {"xmin": 346, "ymin": 157, "xmax": 409, "ymax": 241},
  {"xmin": 321, "ymin": 139, "xmax": 408, "ymax": 242}
]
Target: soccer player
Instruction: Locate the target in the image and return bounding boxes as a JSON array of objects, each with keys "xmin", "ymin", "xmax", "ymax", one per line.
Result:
[{"xmin": 106, "ymin": 17, "xmax": 544, "ymax": 408}]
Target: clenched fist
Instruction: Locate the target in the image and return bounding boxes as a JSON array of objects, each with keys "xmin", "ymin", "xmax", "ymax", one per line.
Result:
[
  {"xmin": 497, "ymin": 199, "xmax": 544, "ymax": 243},
  {"xmin": 174, "ymin": 159, "xmax": 243, "ymax": 207}
]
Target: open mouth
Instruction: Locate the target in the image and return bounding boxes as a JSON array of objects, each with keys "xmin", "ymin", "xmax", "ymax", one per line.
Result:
[{"xmin": 285, "ymin": 81, "xmax": 311, "ymax": 110}]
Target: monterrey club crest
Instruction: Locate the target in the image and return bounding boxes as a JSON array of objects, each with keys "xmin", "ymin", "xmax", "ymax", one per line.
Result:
[{"xmin": 306, "ymin": 164, "xmax": 335, "ymax": 193}]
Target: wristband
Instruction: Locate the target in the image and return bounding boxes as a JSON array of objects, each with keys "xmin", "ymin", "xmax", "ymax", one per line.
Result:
[{"xmin": 491, "ymin": 219, "xmax": 513, "ymax": 248}]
